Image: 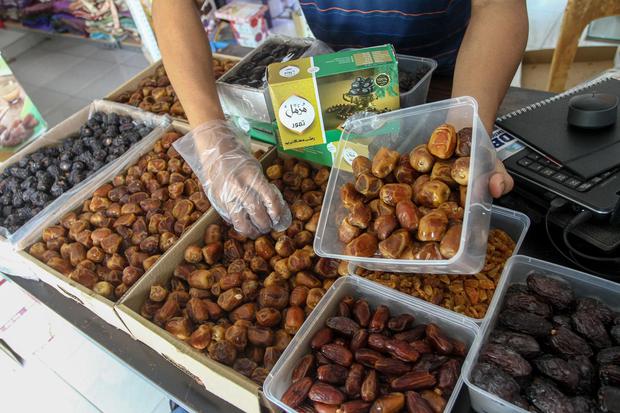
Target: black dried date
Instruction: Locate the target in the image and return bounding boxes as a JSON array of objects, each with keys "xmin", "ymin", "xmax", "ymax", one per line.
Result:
[
  {"xmin": 471, "ymin": 362, "xmax": 521, "ymax": 402},
  {"xmin": 504, "ymin": 292, "xmax": 552, "ymax": 318},
  {"xmin": 572, "ymin": 310, "xmax": 612, "ymax": 349},
  {"xmin": 534, "ymin": 356, "xmax": 579, "ymax": 393},
  {"xmin": 488, "ymin": 329, "xmax": 541, "ymax": 359},
  {"xmin": 525, "ymin": 377, "xmax": 575, "ymax": 413},
  {"xmin": 526, "ymin": 272, "xmax": 574, "ymax": 310},
  {"xmin": 481, "ymin": 343, "xmax": 532, "ymax": 378},
  {"xmin": 549, "ymin": 326, "xmax": 593, "ymax": 357},
  {"xmin": 499, "ymin": 309, "xmax": 552, "ymax": 338}
]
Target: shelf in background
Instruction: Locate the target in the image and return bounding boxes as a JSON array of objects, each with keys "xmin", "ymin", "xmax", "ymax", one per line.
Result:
[{"xmin": 2, "ymin": 21, "xmax": 142, "ymax": 49}]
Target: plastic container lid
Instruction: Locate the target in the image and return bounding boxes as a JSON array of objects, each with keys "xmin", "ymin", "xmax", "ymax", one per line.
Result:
[{"xmin": 314, "ymin": 97, "xmax": 496, "ymax": 274}]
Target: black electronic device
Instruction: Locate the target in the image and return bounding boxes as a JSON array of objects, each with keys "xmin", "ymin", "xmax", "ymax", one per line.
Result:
[
  {"xmin": 497, "ymin": 77, "xmax": 620, "ymax": 179},
  {"xmin": 503, "ymin": 145, "xmax": 620, "ymax": 216},
  {"xmin": 567, "ymin": 93, "xmax": 618, "ymax": 128}
]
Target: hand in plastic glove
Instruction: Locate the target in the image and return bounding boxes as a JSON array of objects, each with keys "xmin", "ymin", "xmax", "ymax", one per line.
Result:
[{"xmin": 173, "ymin": 120, "xmax": 291, "ymax": 239}]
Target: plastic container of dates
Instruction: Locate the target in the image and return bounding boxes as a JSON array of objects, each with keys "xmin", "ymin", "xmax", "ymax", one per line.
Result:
[
  {"xmin": 397, "ymin": 54, "xmax": 437, "ymax": 108},
  {"xmin": 264, "ymin": 276, "xmax": 480, "ymax": 413},
  {"xmin": 314, "ymin": 97, "xmax": 496, "ymax": 274},
  {"xmin": 216, "ymin": 35, "xmax": 332, "ymax": 123},
  {"xmin": 350, "ymin": 205, "xmax": 530, "ymax": 324},
  {"xmin": 462, "ymin": 255, "xmax": 620, "ymax": 413}
]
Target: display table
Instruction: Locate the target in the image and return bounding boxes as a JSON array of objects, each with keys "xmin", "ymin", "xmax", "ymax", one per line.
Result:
[{"xmin": 4, "ymin": 86, "xmax": 592, "ymax": 413}]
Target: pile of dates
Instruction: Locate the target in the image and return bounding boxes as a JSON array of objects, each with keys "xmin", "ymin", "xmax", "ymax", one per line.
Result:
[
  {"xmin": 357, "ymin": 228, "xmax": 516, "ymax": 319},
  {"xmin": 28, "ymin": 131, "xmax": 213, "ymax": 301},
  {"xmin": 339, "ymin": 123, "xmax": 471, "ymax": 260},
  {"xmin": 1, "ymin": 111, "xmax": 153, "ymax": 234},
  {"xmin": 113, "ymin": 59, "xmax": 236, "ymax": 120},
  {"xmin": 223, "ymin": 43, "xmax": 309, "ymax": 88},
  {"xmin": 140, "ymin": 157, "xmax": 343, "ymax": 384},
  {"xmin": 472, "ymin": 271, "xmax": 620, "ymax": 413},
  {"xmin": 280, "ymin": 299, "xmax": 466, "ymax": 412},
  {"xmin": 398, "ymin": 67, "xmax": 429, "ymax": 93}
]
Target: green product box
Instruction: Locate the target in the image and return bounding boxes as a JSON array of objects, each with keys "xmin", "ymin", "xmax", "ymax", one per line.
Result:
[{"xmin": 267, "ymin": 45, "xmax": 400, "ymax": 165}]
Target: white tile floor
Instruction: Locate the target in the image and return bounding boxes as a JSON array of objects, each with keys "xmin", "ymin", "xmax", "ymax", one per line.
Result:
[{"xmin": 4, "ymin": 34, "xmax": 149, "ymax": 128}]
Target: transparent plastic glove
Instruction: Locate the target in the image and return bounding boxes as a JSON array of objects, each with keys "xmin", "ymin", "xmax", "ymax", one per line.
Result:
[{"xmin": 173, "ymin": 120, "xmax": 291, "ymax": 239}]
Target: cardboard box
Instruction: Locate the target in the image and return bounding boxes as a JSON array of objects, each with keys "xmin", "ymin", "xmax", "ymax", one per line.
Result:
[
  {"xmin": 115, "ymin": 148, "xmax": 282, "ymax": 413},
  {"xmin": 17, "ymin": 121, "xmax": 272, "ymax": 333},
  {"xmin": 267, "ymin": 45, "xmax": 400, "ymax": 162},
  {"xmin": 215, "ymin": 1, "xmax": 269, "ymax": 47},
  {"xmin": 1, "ymin": 100, "xmax": 168, "ymax": 270},
  {"xmin": 105, "ymin": 54, "xmax": 241, "ymax": 123}
]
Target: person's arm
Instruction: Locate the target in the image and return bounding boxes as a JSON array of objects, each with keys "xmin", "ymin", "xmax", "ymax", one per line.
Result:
[
  {"xmin": 152, "ymin": 0, "xmax": 223, "ymax": 127},
  {"xmin": 151, "ymin": 0, "xmax": 291, "ymax": 238},
  {"xmin": 452, "ymin": 0, "xmax": 528, "ymax": 197}
]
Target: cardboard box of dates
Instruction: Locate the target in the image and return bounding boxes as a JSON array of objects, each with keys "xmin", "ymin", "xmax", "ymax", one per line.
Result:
[
  {"xmin": 105, "ymin": 54, "xmax": 239, "ymax": 122},
  {"xmin": 263, "ymin": 276, "xmax": 480, "ymax": 413},
  {"xmin": 462, "ymin": 256, "xmax": 620, "ymax": 413},
  {"xmin": 315, "ymin": 97, "xmax": 496, "ymax": 274},
  {"xmin": 115, "ymin": 151, "xmax": 342, "ymax": 413},
  {"xmin": 17, "ymin": 121, "xmax": 271, "ymax": 332},
  {"xmin": 0, "ymin": 101, "xmax": 169, "ymax": 278},
  {"xmin": 352, "ymin": 205, "xmax": 530, "ymax": 323},
  {"xmin": 216, "ymin": 35, "xmax": 332, "ymax": 124}
]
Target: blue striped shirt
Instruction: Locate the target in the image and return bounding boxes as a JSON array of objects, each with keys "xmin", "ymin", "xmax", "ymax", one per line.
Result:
[{"xmin": 299, "ymin": 0, "xmax": 471, "ymax": 74}]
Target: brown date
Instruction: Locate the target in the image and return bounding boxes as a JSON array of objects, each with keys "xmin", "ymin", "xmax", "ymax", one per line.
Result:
[
  {"xmin": 355, "ymin": 173, "xmax": 383, "ymax": 198},
  {"xmin": 338, "ymin": 400, "xmax": 371, "ymax": 413},
  {"xmin": 355, "ymin": 348, "xmax": 383, "ymax": 368},
  {"xmin": 351, "ymin": 329, "xmax": 369, "ymax": 353},
  {"xmin": 321, "ymin": 343, "xmax": 353, "ymax": 367},
  {"xmin": 374, "ymin": 358, "xmax": 411, "ymax": 376},
  {"xmin": 380, "ymin": 184, "xmax": 413, "ymax": 206},
  {"xmin": 373, "ymin": 214, "xmax": 398, "ymax": 241},
  {"xmin": 317, "ymin": 364, "xmax": 349, "ymax": 385},
  {"xmin": 370, "ymin": 392, "xmax": 405, "ymax": 413},
  {"xmin": 427, "ymin": 124, "xmax": 456, "ymax": 159},
  {"xmin": 417, "ymin": 211, "xmax": 448, "ymax": 242},
  {"xmin": 378, "ymin": 229, "xmax": 411, "ymax": 259},
  {"xmin": 309, "ymin": 382, "xmax": 346, "ymax": 405},
  {"xmin": 425, "ymin": 324, "xmax": 454, "ymax": 355},
  {"xmin": 361, "ymin": 369, "xmax": 378, "ymax": 402},
  {"xmin": 405, "ymin": 391, "xmax": 434, "ymax": 413},
  {"xmin": 369, "ymin": 305, "xmax": 390, "ymax": 333},
  {"xmin": 439, "ymin": 223, "xmax": 462, "ymax": 259},
  {"xmin": 311, "ymin": 327, "xmax": 333, "ymax": 350},
  {"xmin": 339, "ymin": 218, "xmax": 362, "ymax": 244},
  {"xmin": 345, "ymin": 363, "xmax": 365, "ymax": 397},
  {"xmin": 409, "ymin": 145, "xmax": 435, "ymax": 173},
  {"xmin": 481, "ymin": 343, "xmax": 532, "ymax": 378},
  {"xmin": 456, "ymin": 127, "xmax": 472, "ymax": 157},
  {"xmin": 352, "ymin": 156, "xmax": 372, "ymax": 177},
  {"xmin": 282, "ymin": 377, "xmax": 314, "ymax": 408},
  {"xmin": 292, "ymin": 354, "xmax": 315, "ymax": 383},
  {"xmin": 420, "ymin": 390, "xmax": 446, "ymax": 413},
  {"xmin": 326, "ymin": 316, "xmax": 361, "ymax": 336},
  {"xmin": 347, "ymin": 203, "xmax": 372, "ymax": 229},
  {"xmin": 345, "ymin": 233, "xmax": 378, "ymax": 257},
  {"xmin": 451, "ymin": 156, "xmax": 470, "ymax": 186},
  {"xmin": 353, "ymin": 300, "xmax": 371, "ymax": 327},
  {"xmin": 390, "ymin": 371, "xmax": 436, "ymax": 392},
  {"xmin": 341, "ymin": 183, "xmax": 364, "ymax": 209},
  {"xmin": 371, "ymin": 147, "xmax": 400, "ymax": 179}
]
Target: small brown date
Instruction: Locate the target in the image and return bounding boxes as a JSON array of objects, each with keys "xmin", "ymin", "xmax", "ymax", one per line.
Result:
[
  {"xmin": 427, "ymin": 124, "xmax": 456, "ymax": 159},
  {"xmin": 353, "ymin": 300, "xmax": 372, "ymax": 327},
  {"xmin": 341, "ymin": 183, "xmax": 364, "ymax": 209},
  {"xmin": 409, "ymin": 145, "xmax": 435, "ymax": 173},
  {"xmin": 417, "ymin": 211, "xmax": 448, "ymax": 242},
  {"xmin": 321, "ymin": 343, "xmax": 354, "ymax": 367},
  {"xmin": 282, "ymin": 377, "xmax": 314, "ymax": 408},
  {"xmin": 451, "ymin": 156, "xmax": 470, "ymax": 186},
  {"xmin": 311, "ymin": 327, "xmax": 333, "ymax": 350},
  {"xmin": 361, "ymin": 369, "xmax": 378, "ymax": 402},
  {"xmin": 405, "ymin": 391, "xmax": 434, "ymax": 413},
  {"xmin": 345, "ymin": 233, "xmax": 378, "ymax": 258},
  {"xmin": 371, "ymin": 147, "xmax": 400, "ymax": 179},
  {"xmin": 292, "ymin": 354, "xmax": 315, "ymax": 383},
  {"xmin": 370, "ymin": 392, "xmax": 405, "ymax": 413},
  {"xmin": 390, "ymin": 371, "xmax": 436, "ymax": 392},
  {"xmin": 439, "ymin": 223, "xmax": 462, "ymax": 259},
  {"xmin": 350, "ymin": 329, "xmax": 369, "ymax": 353},
  {"xmin": 352, "ymin": 156, "xmax": 372, "ymax": 177},
  {"xmin": 355, "ymin": 173, "xmax": 383, "ymax": 198},
  {"xmin": 374, "ymin": 358, "xmax": 411, "ymax": 376},
  {"xmin": 339, "ymin": 218, "xmax": 362, "ymax": 244},
  {"xmin": 373, "ymin": 214, "xmax": 398, "ymax": 241},
  {"xmin": 380, "ymin": 184, "xmax": 413, "ymax": 207},
  {"xmin": 456, "ymin": 127, "xmax": 472, "ymax": 157},
  {"xmin": 317, "ymin": 364, "xmax": 349, "ymax": 385},
  {"xmin": 425, "ymin": 324, "xmax": 454, "ymax": 355},
  {"xmin": 345, "ymin": 363, "xmax": 365, "ymax": 397},
  {"xmin": 417, "ymin": 180, "xmax": 451, "ymax": 208},
  {"xmin": 369, "ymin": 305, "xmax": 390, "ymax": 333},
  {"xmin": 378, "ymin": 229, "xmax": 411, "ymax": 259},
  {"xmin": 355, "ymin": 348, "xmax": 383, "ymax": 368},
  {"xmin": 308, "ymin": 382, "xmax": 346, "ymax": 406}
]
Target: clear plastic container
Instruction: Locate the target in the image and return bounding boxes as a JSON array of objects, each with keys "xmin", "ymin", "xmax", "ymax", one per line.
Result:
[
  {"xmin": 349, "ymin": 205, "xmax": 531, "ymax": 324},
  {"xmin": 397, "ymin": 54, "xmax": 437, "ymax": 108},
  {"xmin": 263, "ymin": 276, "xmax": 480, "ymax": 413},
  {"xmin": 314, "ymin": 97, "xmax": 496, "ymax": 274},
  {"xmin": 462, "ymin": 255, "xmax": 620, "ymax": 413}
]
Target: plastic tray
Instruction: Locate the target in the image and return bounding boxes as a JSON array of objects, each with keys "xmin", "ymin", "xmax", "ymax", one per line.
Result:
[
  {"xmin": 264, "ymin": 276, "xmax": 480, "ymax": 413},
  {"xmin": 462, "ymin": 255, "xmax": 620, "ymax": 413},
  {"xmin": 397, "ymin": 54, "xmax": 437, "ymax": 108},
  {"xmin": 314, "ymin": 97, "xmax": 496, "ymax": 274},
  {"xmin": 350, "ymin": 205, "xmax": 531, "ymax": 324}
]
